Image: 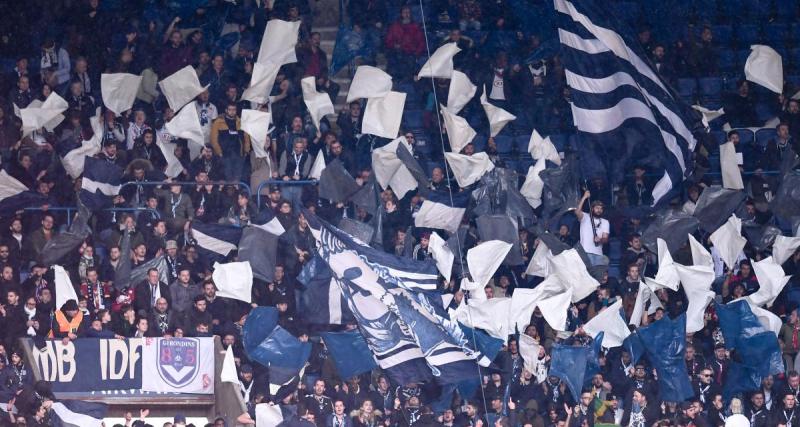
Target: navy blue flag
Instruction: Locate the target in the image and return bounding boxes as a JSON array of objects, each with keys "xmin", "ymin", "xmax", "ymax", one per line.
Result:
[
  {"xmin": 79, "ymin": 156, "xmax": 123, "ymax": 211},
  {"xmin": 459, "ymin": 323, "xmax": 505, "ymax": 367},
  {"xmin": 622, "ymin": 332, "xmax": 646, "ymax": 365},
  {"xmin": 584, "ymin": 333, "xmax": 605, "ymax": 383},
  {"xmin": 635, "ymin": 314, "xmax": 694, "ymax": 402},
  {"xmin": 307, "ymin": 212, "xmax": 484, "ymax": 385},
  {"xmin": 190, "ymin": 222, "xmax": 243, "ymax": 264},
  {"xmin": 550, "ymin": 344, "xmax": 590, "ymax": 401},
  {"xmin": 320, "ymin": 330, "xmax": 378, "ymax": 380},
  {"xmin": 298, "ymin": 255, "xmax": 354, "ymax": 325},
  {"xmin": 714, "ymin": 300, "xmax": 765, "ymax": 350},
  {"xmin": 692, "ymin": 185, "xmax": 746, "ymax": 232},
  {"xmin": 715, "ymin": 301, "xmax": 783, "ymax": 399},
  {"xmin": 243, "ymin": 307, "xmax": 311, "ymax": 384},
  {"xmin": 330, "ymin": 25, "xmax": 376, "ymax": 77},
  {"xmin": 555, "ymin": 0, "xmax": 698, "ymax": 202},
  {"xmin": 640, "ymin": 208, "xmax": 699, "ymax": 255}
]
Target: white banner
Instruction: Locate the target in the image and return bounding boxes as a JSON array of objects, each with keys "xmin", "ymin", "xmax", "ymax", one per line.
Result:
[{"xmin": 141, "ymin": 337, "xmax": 215, "ymax": 394}]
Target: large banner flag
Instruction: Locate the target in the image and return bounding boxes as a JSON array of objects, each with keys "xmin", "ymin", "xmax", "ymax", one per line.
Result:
[
  {"xmin": 554, "ymin": 0, "xmax": 698, "ymax": 203},
  {"xmin": 306, "ymin": 211, "xmax": 483, "ymax": 386},
  {"xmin": 141, "ymin": 337, "xmax": 215, "ymax": 394}
]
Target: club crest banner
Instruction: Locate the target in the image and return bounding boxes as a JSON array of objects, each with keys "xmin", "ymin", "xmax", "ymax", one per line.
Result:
[{"xmin": 142, "ymin": 337, "xmax": 215, "ymax": 394}]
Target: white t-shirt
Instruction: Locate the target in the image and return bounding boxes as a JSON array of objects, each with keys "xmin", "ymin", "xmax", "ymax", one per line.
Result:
[{"xmin": 579, "ymin": 212, "xmax": 610, "ymax": 256}]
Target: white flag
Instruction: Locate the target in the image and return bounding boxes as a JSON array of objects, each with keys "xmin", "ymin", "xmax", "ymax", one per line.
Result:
[
  {"xmin": 301, "ymin": 76, "xmax": 335, "ymax": 130},
  {"xmin": 158, "ymin": 66, "xmax": 208, "ymax": 112},
  {"xmin": 747, "ymin": 257, "xmax": 792, "ymax": 307},
  {"xmin": 242, "ymin": 61, "xmax": 281, "ymax": 105},
  {"xmin": 773, "ymin": 235, "xmax": 800, "ymax": 265},
  {"xmin": 480, "ymin": 86, "xmax": 516, "ymax": 137},
  {"xmin": 371, "ymin": 136, "xmax": 417, "ymax": 199},
  {"xmin": 347, "ymin": 66, "xmax": 392, "ymax": 102},
  {"xmin": 709, "ymin": 215, "xmax": 747, "ymax": 270},
  {"xmin": 212, "ymin": 261, "xmax": 254, "ymax": 303},
  {"xmin": 241, "ymin": 109, "xmax": 273, "ymax": 151},
  {"xmin": 257, "ymin": 19, "xmax": 301, "ymax": 66},
  {"xmin": 220, "ymin": 345, "xmax": 239, "ymax": 383},
  {"xmin": 54, "ymin": 265, "xmax": 79, "ymax": 310},
  {"xmin": 519, "ymin": 158, "xmax": 546, "ymax": 209},
  {"xmin": 582, "ymin": 300, "xmax": 631, "ymax": 348},
  {"xmin": 446, "ymin": 70, "xmax": 477, "ymax": 114},
  {"xmin": 527, "ymin": 129, "xmax": 561, "ymax": 165},
  {"xmin": 101, "ymin": 73, "xmax": 143, "ymax": 115},
  {"xmin": 142, "ymin": 337, "xmax": 215, "ymax": 394},
  {"xmin": 417, "ymin": 43, "xmax": 461, "ymax": 79},
  {"xmin": 440, "ymin": 106, "xmax": 476, "ymax": 153},
  {"xmin": 429, "ymin": 232, "xmax": 455, "ymax": 283},
  {"xmin": 745, "ymin": 44, "xmax": 783, "ymax": 94},
  {"xmin": 719, "ymin": 141, "xmax": 744, "ymax": 190},
  {"xmin": 444, "ymin": 152, "xmax": 494, "ymax": 187},
  {"xmin": 467, "ymin": 240, "xmax": 512, "ymax": 288},
  {"xmin": 164, "ymin": 101, "xmax": 205, "ymax": 155},
  {"xmin": 362, "ymin": 91, "xmax": 406, "ymax": 139}
]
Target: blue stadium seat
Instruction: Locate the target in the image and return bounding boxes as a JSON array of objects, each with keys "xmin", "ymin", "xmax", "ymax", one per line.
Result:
[
  {"xmin": 698, "ymin": 77, "xmax": 723, "ymax": 103},
  {"xmin": 549, "ymin": 134, "xmax": 567, "ymax": 152},
  {"xmin": 514, "ymin": 135, "xmax": 530, "ymax": 153},
  {"xmin": 736, "ymin": 49, "xmax": 752, "ymax": 68},
  {"xmin": 709, "ymin": 130, "xmax": 727, "ymax": 146},
  {"xmin": 718, "ymin": 49, "xmax": 735, "ymax": 71},
  {"xmin": 755, "ymin": 128, "xmax": 777, "ymax": 149},
  {"xmin": 776, "ymin": 0, "xmax": 799, "ymax": 22},
  {"xmin": 712, "ymin": 25, "xmax": 733, "ymax": 46},
  {"xmin": 677, "ymin": 78, "xmax": 697, "ymax": 102},
  {"xmin": 493, "ymin": 135, "xmax": 513, "ymax": 154},
  {"xmin": 733, "ymin": 128, "xmax": 756, "ymax": 146},
  {"xmin": 403, "ymin": 110, "xmax": 424, "ymax": 130},
  {"xmin": 755, "ymin": 103, "xmax": 777, "ymax": 123},
  {"xmin": 786, "ymin": 74, "xmax": 800, "ymax": 89},
  {"xmin": 736, "ymin": 25, "xmax": 761, "ymax": 46},
  {"xmin": 790, "ymin": 24, "xmax": 800, "ymax": 43},
  {"xmin": 765, "ymin": 24, "xmax": 789, "ymax": 45}
]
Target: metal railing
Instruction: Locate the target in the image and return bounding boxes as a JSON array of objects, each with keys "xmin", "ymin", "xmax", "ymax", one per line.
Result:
[
  {"xmin": 23, "ymin": 207, "xmax": 159, "ymax": 227},
  {"xmin": 255, "ymin": 179, "xmax": 318, "ymax": 209}
]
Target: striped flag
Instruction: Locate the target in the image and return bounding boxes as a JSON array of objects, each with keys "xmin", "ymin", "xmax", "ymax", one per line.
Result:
[
  {"xmin": 306, "ymin": 211, "xmax": 483, "ymax": 385},
  {"xmin": 555, "ymin": 0, "xmax": 698, "ymax": 204},
  {"xmin": 79, "ymin": 156, "xmax": 123, "ymax": 211}
]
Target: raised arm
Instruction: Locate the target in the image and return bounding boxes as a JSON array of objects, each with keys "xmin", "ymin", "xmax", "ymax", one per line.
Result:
[{"xmin": 574, "ymin": 190, "xmax": 591, "ymax": 221}]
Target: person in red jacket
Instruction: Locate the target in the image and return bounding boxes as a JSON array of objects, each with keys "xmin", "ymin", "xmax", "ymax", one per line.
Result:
[{"xmin": 384, "ymin": 6, "xmax": 425, "ymax": 81}]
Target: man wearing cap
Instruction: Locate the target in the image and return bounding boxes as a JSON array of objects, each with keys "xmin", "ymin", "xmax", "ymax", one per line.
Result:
[
  {"xmin": 170, "ymin": 267, "xmax": 200, "ymax": 315},
  {"xmin": 596, "ymin": 394, "xmax": 622, "ymax": 425},
  {"xmin": 621, "ymin": 389, "xmax": 659, "ymax": 427},
  {"xmin": 574, "ymin": 190, "xmax": 610, "ymax": 266},
  {"xmin": 50, "ymin": 299, "xmax": 86, "ymax": 340},
  {"xmin": 164, "ymin": 239, "xmax": 183, "ymax": 283}
]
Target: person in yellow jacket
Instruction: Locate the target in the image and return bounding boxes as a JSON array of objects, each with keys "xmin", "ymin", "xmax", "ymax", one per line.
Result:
[
  {"xmin": 51, "ymin": 299, "xmax": 87, "ymax": 341},
  {"xmin": 209, "ymin": 101, "xmax": 251, "ymax": 182}
]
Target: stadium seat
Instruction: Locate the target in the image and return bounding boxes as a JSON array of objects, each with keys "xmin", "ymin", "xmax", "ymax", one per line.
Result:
[
  {"xmin": 709, "ymin": 130, "xmax": 727, "ymax": 146},
  {"xmin": 403, "ymin": 110, "xmax": 424, "ymax": 130},
  {"xmin": 493, "ymin": 135, "xmax": 513, "ymax": 154},
  {"xmin": 755, "ymin": 128, "xmax": 777, "ymax": 149},
  {"xmin": 765, "ymin": 24, "xmax": 789, "ymax": 45},
  {"xmin": 472, "ymin": 134, "xmax": 488, "ymax": 152},
  {"xmin": 733, "ymin": 128, "xmax": 756, "ymax": 146},
  {"xmin": 516, "ymin": 158, "xmax": 534, "ymax": 175},
  {"xmin": 677, "ymin": 78, "xmax": 697, "ymax": 102},
  {"xmin": 736, "ymin": 25, "xmax": 761, "ymax": 46},
  {"xmin": 735, "ymin": 49, "xmax": 752, "ymax": 68},
  {"xmin": 776, "ymin": 0, "xmax": 799, "ymax": 22},
  {"xmin": 698, "ymin": 77, "xmax": 723, "ymax": 103},
  {"xmin": 718, "ymin": 49, "xmax": 735, "ymax": 71},
  {"xmin": 549, "ymin": 134, "xmax": 567, "ymax": 152},
  {"xmin": 514, "ymin": 135, "xmax": 530, "ymax": 154},
  {"xmin": 712, "ymin": 25, "xmax": 733, "ymax": 46}
]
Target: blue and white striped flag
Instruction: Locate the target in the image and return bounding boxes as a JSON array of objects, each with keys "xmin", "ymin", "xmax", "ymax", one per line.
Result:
[
  {"xmin": 306, "ymin": 212, "xmax": 483, "ymax": 385},
  {"xmin": 79, "ymin": 156, "xmax": 123, "ymax": 211},
  {"xmin": 555, "ymin": 0, "xmax": 698, "ymax": 204}
]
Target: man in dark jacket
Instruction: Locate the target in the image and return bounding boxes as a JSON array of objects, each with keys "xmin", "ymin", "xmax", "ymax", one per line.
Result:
[{"xmin": 133, "ymin": 268, "xmax": 171, "ymax": 315}]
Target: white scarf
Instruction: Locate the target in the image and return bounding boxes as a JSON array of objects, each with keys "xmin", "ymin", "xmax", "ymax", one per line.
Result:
[{"xmin": 24, "ymin": 306, "xmax": 36, "ymax": 336}]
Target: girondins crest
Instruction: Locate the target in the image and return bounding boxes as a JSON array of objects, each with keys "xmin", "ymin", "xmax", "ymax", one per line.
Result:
[{"xmin": 156, "ymin": 338, "xmax": 200, "ymax": 388}]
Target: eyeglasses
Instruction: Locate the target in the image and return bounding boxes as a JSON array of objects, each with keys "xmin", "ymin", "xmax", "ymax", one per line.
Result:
[{"xmin": 701, "ymin": 374, "xmax": 712, "ymax": 377}]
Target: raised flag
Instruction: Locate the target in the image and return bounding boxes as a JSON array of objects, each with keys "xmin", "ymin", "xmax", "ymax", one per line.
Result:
[
  {"xmin": 555, "ymin": 0, "xmax": 697, "ymax": 203},
  {"xmin": 79, "ymin": 156, "xmax": 123, "ymax": 211}
]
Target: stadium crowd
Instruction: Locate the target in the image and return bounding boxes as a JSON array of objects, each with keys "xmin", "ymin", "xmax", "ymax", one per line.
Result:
[{"xmin": 0, "ymin": 0, "xmax": 798, "ymax": 426}]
